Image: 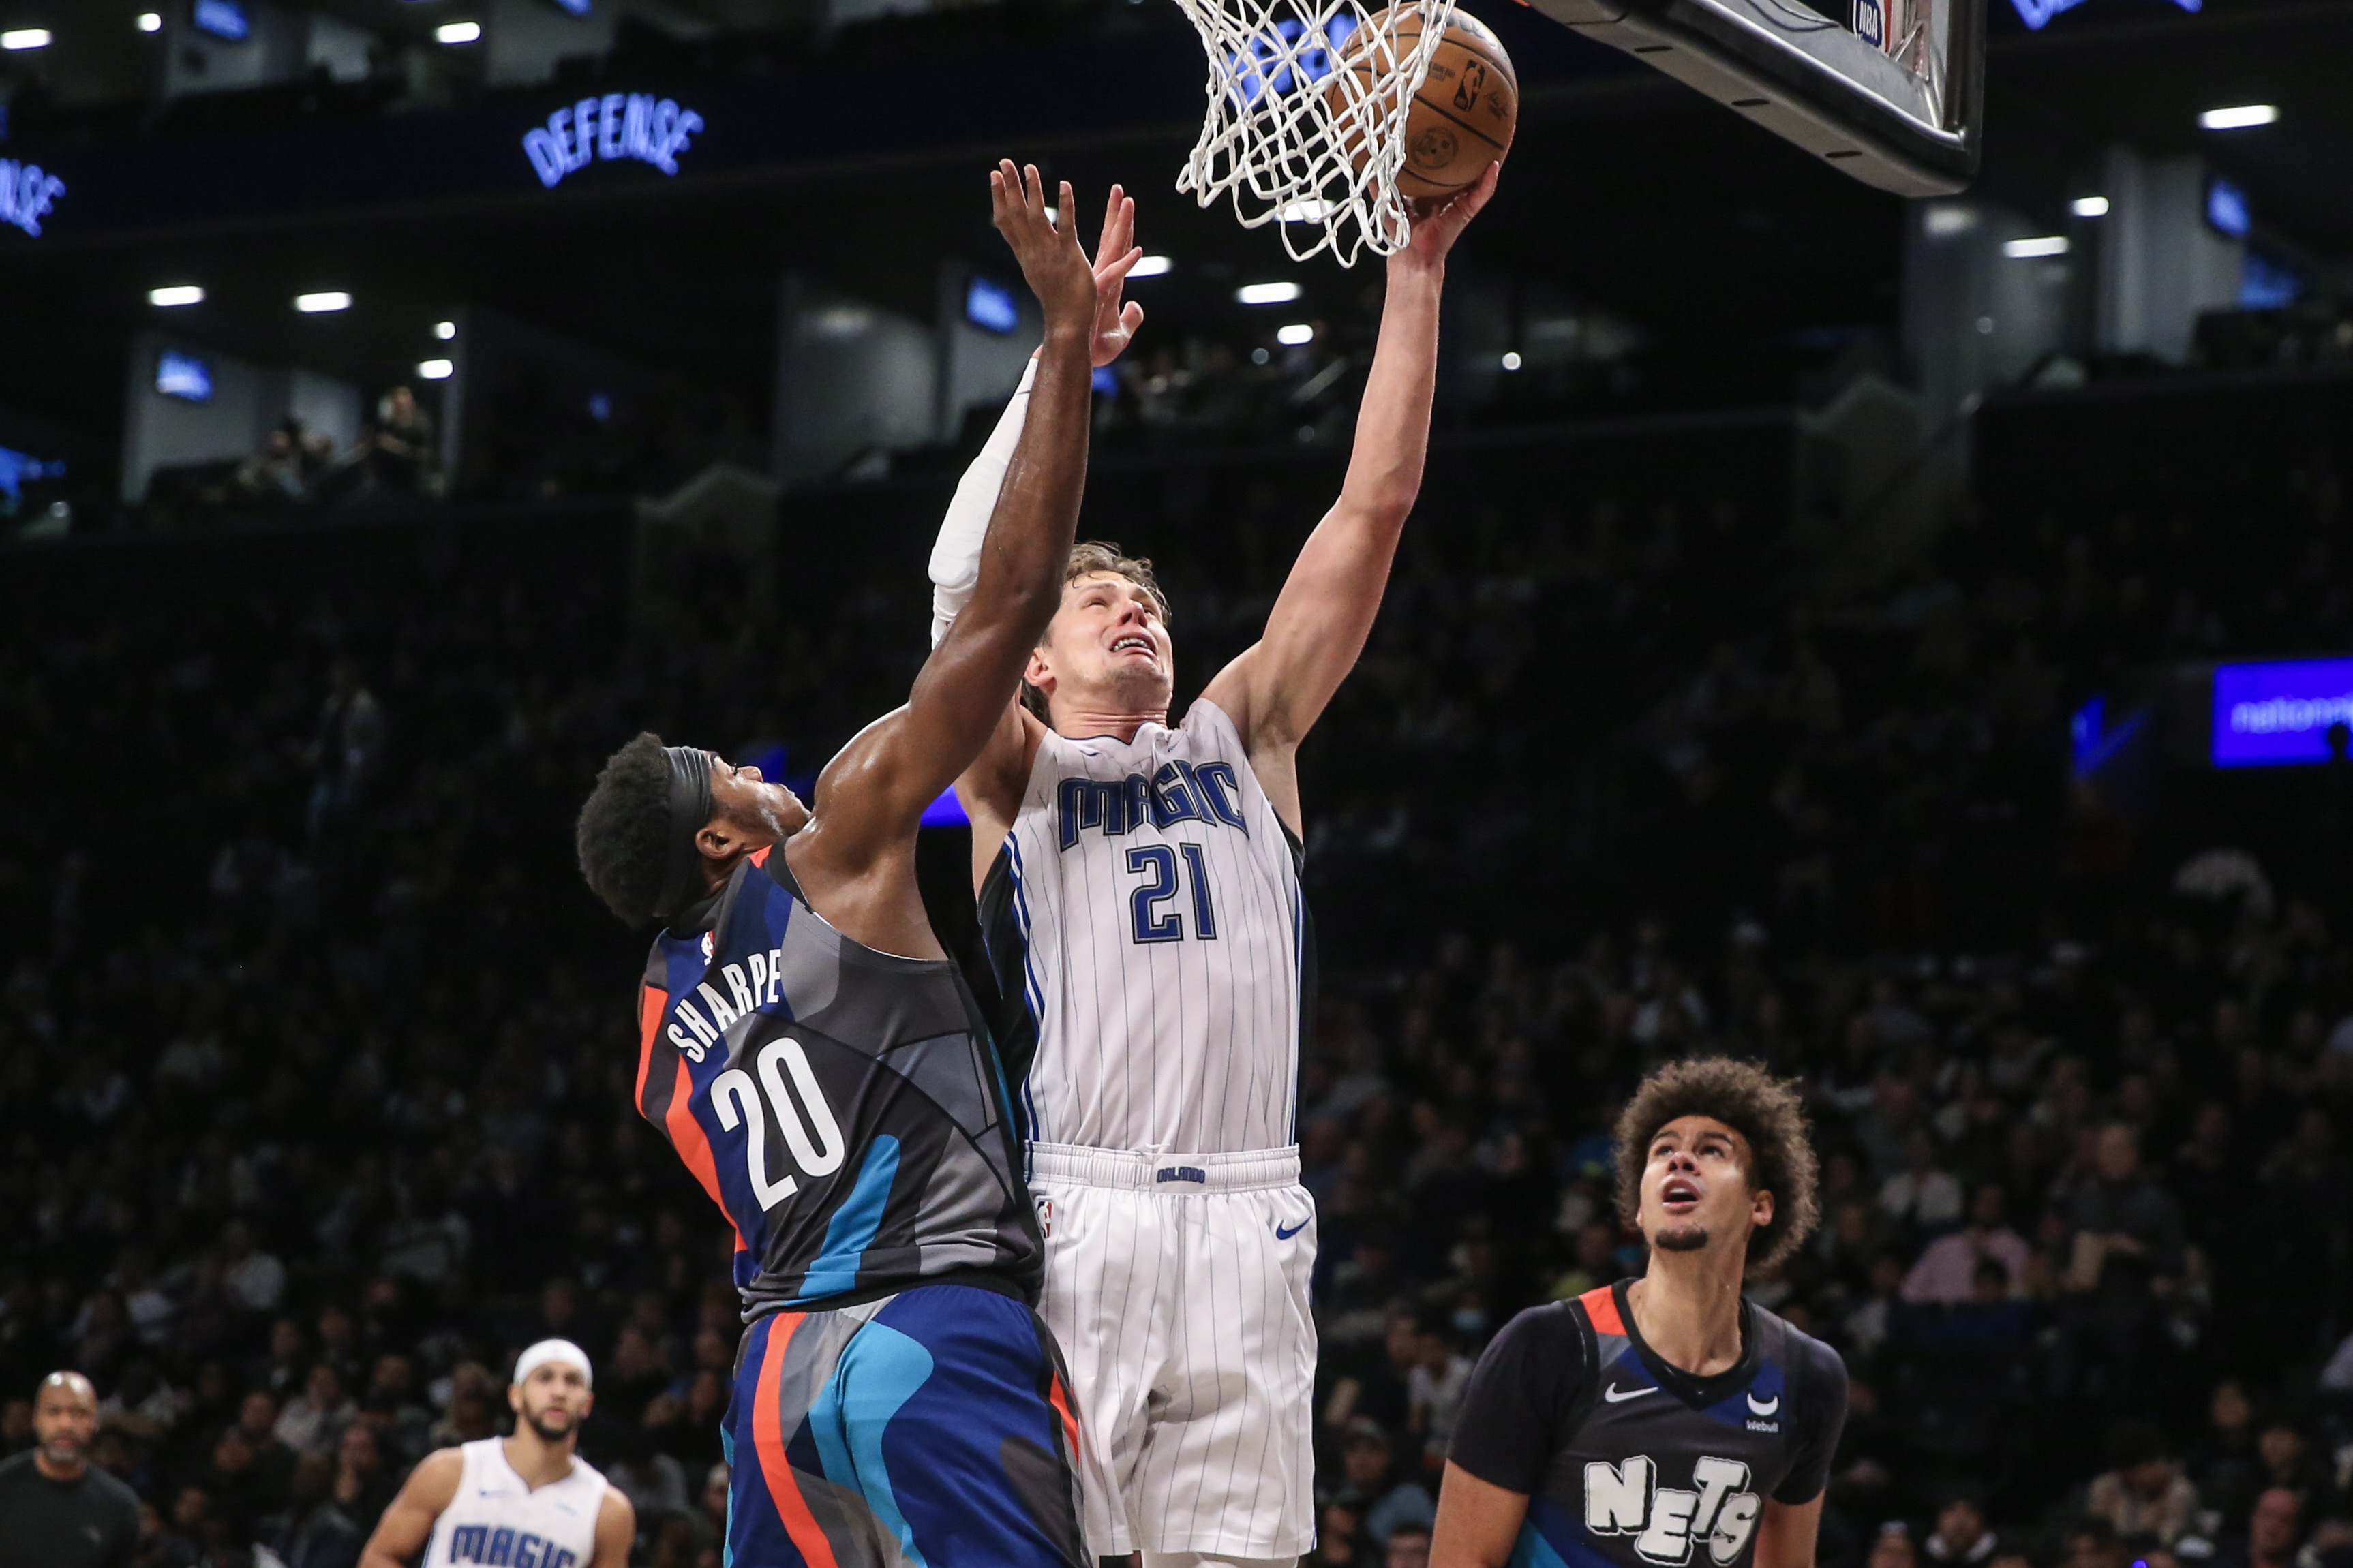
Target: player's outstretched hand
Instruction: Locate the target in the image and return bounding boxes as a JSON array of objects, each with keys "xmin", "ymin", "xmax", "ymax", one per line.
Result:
[
  {"xmin": 1089, "ymin": 183, "xmax": 1147, "ymax": 367},
  {"xmin": 990, "ymin": 162, "xmax": 1136, "ymax": 341},
  {"xmin": 1398, "ymin": 159, "xmax": 1501, "ymax": 270}
]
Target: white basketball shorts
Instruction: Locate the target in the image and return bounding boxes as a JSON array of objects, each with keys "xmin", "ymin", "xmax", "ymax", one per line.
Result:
[{"xmin": 1027, "ymin": 1142, "xmax": 1318, "ymax": 1561}]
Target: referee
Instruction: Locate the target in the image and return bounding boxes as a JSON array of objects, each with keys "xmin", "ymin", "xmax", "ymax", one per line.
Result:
[
  {"xmin": 0, "ymin": 1372, "xmax": 140, "ymax": 1568},
  {"xmin": 1431, "ymin": 1060, "xmax": 1848, "ymax": 1568}
]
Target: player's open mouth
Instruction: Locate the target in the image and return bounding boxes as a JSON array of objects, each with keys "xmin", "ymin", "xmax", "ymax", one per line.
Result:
[
  {"xmin": 1110, "ymin": 634, "xmax": 1154, "ymax": 658},
  {"xmin": 1661, "ymin": 1175, "xmax": 1700, "ymax": 1211}
]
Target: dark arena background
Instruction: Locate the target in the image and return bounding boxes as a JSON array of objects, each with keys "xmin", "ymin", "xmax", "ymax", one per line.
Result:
[{"xmin": 3, "ymin": 0, "xmax": 2353, "ymax": 1563}]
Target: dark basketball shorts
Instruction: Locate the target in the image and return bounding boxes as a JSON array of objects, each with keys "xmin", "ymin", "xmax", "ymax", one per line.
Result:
[{"xmin": 723, "ymin": 1281, "xmax": 1087, "ymax": 1568}]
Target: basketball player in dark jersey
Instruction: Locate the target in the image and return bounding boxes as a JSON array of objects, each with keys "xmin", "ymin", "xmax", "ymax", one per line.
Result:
[
  {"xmin": 573, "ymin": 163, "xmax": 1144, "ymax": 1568},
  {"xmin": 1431, "ymin": 1059, "xmax": 1847, "ymax": 1568}
]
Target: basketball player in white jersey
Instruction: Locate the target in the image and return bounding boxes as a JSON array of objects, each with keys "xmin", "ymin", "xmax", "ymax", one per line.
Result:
[
  {"xmin": 359, "ymin": 1340, "xmax": 633, "ymax": 1568},
  {"xmin": 925, "ymin": 166, "xmax": 1500, "ymax": 1568}
]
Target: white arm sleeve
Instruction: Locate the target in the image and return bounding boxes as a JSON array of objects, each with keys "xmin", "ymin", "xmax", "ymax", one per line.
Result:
[{"xmin": 928, "ymin": 356, "xmax": 1040, "ymax": 648}]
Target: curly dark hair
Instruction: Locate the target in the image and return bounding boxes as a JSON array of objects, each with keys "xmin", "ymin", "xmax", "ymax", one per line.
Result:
[
  {"xmin": 576, "ymin": 731, "xmax": 675, "ymax": 927},
  {"xmin": 1612, "ymin": 1056, "xmax": 1821, "ymax": 1273},
  {"xmin": 1021, "ymin": 542, "xmax": 1170, "ymax": 722}
]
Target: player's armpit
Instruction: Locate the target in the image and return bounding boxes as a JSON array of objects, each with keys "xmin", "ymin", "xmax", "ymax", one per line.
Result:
[
  {"xmin": 1431, "ymin": 1460, "xmax": 1532, "ymax": 1568},
  {"xmin": 357, "ymin": 1447, "xmax": 463, "ymax": 1568},
  {"xmin": 1754, "ymin": 1492, "xmax": 1827, "ymax": 1568},
  {"xmin": 590, "ymin": 1488, "xmax": 637, "ymax": 1568},
  {"xmin": 956, "ymin": 698, "xmax": 1048, "ymax": 891}
]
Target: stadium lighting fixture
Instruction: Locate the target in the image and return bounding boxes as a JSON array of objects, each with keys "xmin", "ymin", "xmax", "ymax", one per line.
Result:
[
  {"xmin": 1501, "ymin": 351, "xmax": 1524, "ymax": 371},
  {"xmin": 2003, "ymin": 236, "xmax": 2070, "ymax": 258},
  {"xmin": 1131, "ymin": 256, "xmax": 1172, "ymax": 278},
  {"xmin": 434, "ymin": 19, "xmax": 481, "ymax": 42},
  {"xmin": 1277, "ymin": 323, "xmax": 1314, "ymax": 346},
  {"xmin": 417, "ymin": 359, "xmax": 455, "ymax": 380},
  {"xmin": 295, "ymin": 291, "xmax": 352, "ymax": 313},
  {"xmin": 1, "ymin": 27, "xmax": 52, "ymax": 48},
  {"xmin": 2071, "ymin": 196, "xmax": 2110, "ymax": 217},
  {"xmin": 2200, "ymin": 104, "xmax": 2277, "ymax": 130},
  {"xmin": 1236, "ymin": 281, "xmax": 1301, "ymax": 305},
  {"xmin": 149, "ymin": 285, "xmax": 206, "ymax": 307},
  {"xmin": 137, "ymin": 12, "xmax": 162, "ymax": 31},
  {"xmin": 434, "ymin": 320, "xmax": 457, "ymax": 340}
]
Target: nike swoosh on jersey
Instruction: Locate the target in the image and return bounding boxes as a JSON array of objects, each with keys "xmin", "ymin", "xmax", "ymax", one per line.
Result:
[
  {"xmin": 1603, "ymin": 1383, "xmax": 1656, "ymax": 1402},
  {"xmin": 1275, "ymin": 1219, "xmax": 1308, "ymax": 1240}
]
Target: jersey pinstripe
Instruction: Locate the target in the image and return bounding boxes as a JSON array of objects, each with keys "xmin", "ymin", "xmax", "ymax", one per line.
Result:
[{"xmin": 977, "ymin": 699, "xmax": 1311, "ymax": 1157}]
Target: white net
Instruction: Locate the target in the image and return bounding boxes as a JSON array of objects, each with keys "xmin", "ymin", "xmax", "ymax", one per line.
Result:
[{"xmin": 1167, "ymin": 0, "xmax": 1459, "ymax": 266}]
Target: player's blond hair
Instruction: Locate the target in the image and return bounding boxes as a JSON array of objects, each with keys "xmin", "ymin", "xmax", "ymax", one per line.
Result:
[{"xmin": 1022, "ymin": 542, "xmax": 1172, "ymax": 721}]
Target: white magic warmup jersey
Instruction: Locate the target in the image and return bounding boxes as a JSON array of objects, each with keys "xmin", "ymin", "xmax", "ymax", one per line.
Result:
[
  {"xmin": 977, "ymin": 699, "xmax": 1312, "ymax": 1156},
  {"xmin": 422, "ymin": 1439, "xmax": 607, "ymax": 1568}
]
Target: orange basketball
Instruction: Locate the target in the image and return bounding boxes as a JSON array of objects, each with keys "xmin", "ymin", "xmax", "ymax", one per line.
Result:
[{"xmin": 1326, "ymin": 5, "xmax": 1517, "ymax": 201}]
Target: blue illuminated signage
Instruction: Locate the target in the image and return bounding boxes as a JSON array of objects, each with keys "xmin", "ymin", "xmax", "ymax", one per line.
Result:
[
  {"xmin": 549, "ymin": 0, "xmax": 591, "ymax": 12},
  {"xmin": 965, "ymin": 276, "xmax": 1020, "ymax": 335},
  {"xmin": 2212, "ymin": 658, "xmax": 2353, "ymax": 766},
  {"xmin": 522, "ymin": 94, "xmax": 702, "ymax": 188},
  {"xmin": 2206, "ymin": 177, "xmax": 2249, "ymax": 239},
  {"xmin": 0, "ymin": 158, "xmax": 65, "ymax": 237},
  {"xmin": 0, "ymin": 445, "xmax": 63, "ymax": 513},
  {"xmin": 192, "ymin": 0, "xmax": 251, "ymax": 40},
  {"xmin": 157, "ymin": 350, "xmax": 214, "ymax": 402},
  {"xmin": 2010, "ymin": 0, "xmax": 2193, "ymax": 28}
]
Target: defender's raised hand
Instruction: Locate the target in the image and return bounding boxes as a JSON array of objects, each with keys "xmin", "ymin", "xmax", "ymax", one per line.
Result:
[
  {"xmin": 1089, "ymin": 183, "xmax": 1147, "ymax": 367},
  {"xmin": 990, "ymin": 162, "xmax": 1134, "ymax": 337}
]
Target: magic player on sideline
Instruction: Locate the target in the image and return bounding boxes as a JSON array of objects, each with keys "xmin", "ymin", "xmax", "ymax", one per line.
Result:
[
  {"xmin": 359, "ymin": 1340, "xmax": 632, "ymax": 1568},
  {"xmin": 925, "ymin": 164, "xmax": 1500, "ymax": 1567},
  {"xmin": 1429, "ymin": 1058, "xmax": 1848, "ymax": 1568}
]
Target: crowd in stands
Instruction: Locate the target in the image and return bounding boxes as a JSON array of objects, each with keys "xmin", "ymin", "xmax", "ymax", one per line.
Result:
[{"xmin": 2, "ymin": 399, "xmax": 2350, "ymax": 1568}]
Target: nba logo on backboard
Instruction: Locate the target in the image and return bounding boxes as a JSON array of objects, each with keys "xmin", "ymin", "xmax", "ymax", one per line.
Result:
[{"xmin": 1851, "ymin": 0, "xmax": 1885, "ymax": 47}]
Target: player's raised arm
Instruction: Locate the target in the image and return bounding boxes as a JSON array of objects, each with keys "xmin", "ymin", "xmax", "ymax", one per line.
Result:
[
  {"xmin": 798, "ymin": 163, "xmax": 1129, "ymax": 874},
  {"xmin": 1199, "ymin": 162, "xmax": 1499, "ymax": 833}
]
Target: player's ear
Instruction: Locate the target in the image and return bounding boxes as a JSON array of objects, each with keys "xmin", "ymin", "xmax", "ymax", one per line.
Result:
[
  {"xmin": 507, "ymin": 1384, "xmax": 523, "ymax": 1416},
  {"xmin": 1750, "ymin": 1185, "xmax": 1775, "ymax": 1230},
  {"xmin": 1024, "ymin": 645, "xmax": 1054, "ymax": 694}
]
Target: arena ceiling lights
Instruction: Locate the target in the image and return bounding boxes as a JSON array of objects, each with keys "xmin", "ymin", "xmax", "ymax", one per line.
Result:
[
  {"xmin": 149, "ymin": 285, "xmax": 205, "ymax": 307},
  {"xmin": 1236, "ymin": 281, "xmax": 1301, "ymax": 305},
  {"xmin": 1131, "ymin": 256, "xmax": 1174, "ymax": 278},
  {"xmin": 435, "ymin": 20, "xmax": 482, "ymax": 43},
  {"xmin": 2071, "ymin": 196, "xmax": 2109, "ymax": 217},
  {"xmin": 0, "ymin": 28, "xmax": 50, "ymax": 49},
  {"xmin": 294, "ymin": 291, "xmax": 352, "ymax": 313},
  {"xmin": 2200, "ymin": 104, "xmax": 2278, "ymax": 129}
]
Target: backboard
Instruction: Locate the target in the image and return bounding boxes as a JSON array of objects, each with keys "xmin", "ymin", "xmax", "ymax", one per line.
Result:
[{"xmin": 1523, "ymin": 0, "xmax": 1984, "ymax": 194}]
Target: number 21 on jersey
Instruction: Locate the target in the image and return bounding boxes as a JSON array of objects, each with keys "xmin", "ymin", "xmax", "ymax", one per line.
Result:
[{"xmin": 1127, "ymin": 843, "xmax": 1217, "ymax": 944}]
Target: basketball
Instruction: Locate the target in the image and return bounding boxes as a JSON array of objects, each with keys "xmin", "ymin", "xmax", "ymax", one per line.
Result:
[{"xmin": 1327, "ymin": 5, "xmax": 1518, "ymax": 202}]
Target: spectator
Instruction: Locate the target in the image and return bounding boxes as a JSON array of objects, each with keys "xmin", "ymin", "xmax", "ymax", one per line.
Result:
[
  {"xmin": 2216, "ymin": 1488, "xmax": 2305, "ymax": 1568},
  {"xmin": 1905, "ymin": 1184, "xmax": 2033, "ymax": 1304},
  {"xmin": 2188, "ymin": 1381, "xmax": 2266, "ymax": 1529},
  {"xmin": 1874, "ymin": 1522, "xmax": 1922, "ymax": 1568},
  {"xmin": 1926, "ymin": 1492, "xmax": 1999, "ymax": 1565},
  {"xmin": 327, "ymin": 1424, "xmax": 393, "ymax": 1536},
  {"xmin": 2088, "ymin": 1421, "xmax": 2202, "ymax": 1546},
  {"xmin": 273, "ymin": 1366, "xmax": 354, "ymax": 1459},
  {"xmin": 1386, "ymin": 1522, "xmax": 1433, "ymax": 1568},
  {"xmin": 253, "ymin": 1451, "xmax": 361, "ymax": 1568},
  {"xmin": 1883, "ymin": 1131, "xmax": 1967, "ymax": 1233},
  {"xmin": 1328, "ymin": 1419, "xmax": 1435, "ymax": 1548},
  {"xmin": 1402, "ymin": 1310, "xmax": 1475, "ymax": 1455},
  {"xmin": 219, "ymin": 1224, "xmax": 286, "ymax": 1317}
]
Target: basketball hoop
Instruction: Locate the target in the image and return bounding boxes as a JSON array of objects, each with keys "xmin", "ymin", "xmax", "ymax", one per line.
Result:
[{"xmin": 1166, "ymin": 0, "xmax": 1460, "ymax": 266}]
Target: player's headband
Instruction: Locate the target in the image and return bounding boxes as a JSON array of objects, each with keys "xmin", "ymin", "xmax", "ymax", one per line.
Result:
[
  {"xmin": 513, "ymin": 1339, "xmax": 593, "ymax": 1389},
  {"xmin": 658, "ymin": 743, "xmax": 716, "ymax": 921}
]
